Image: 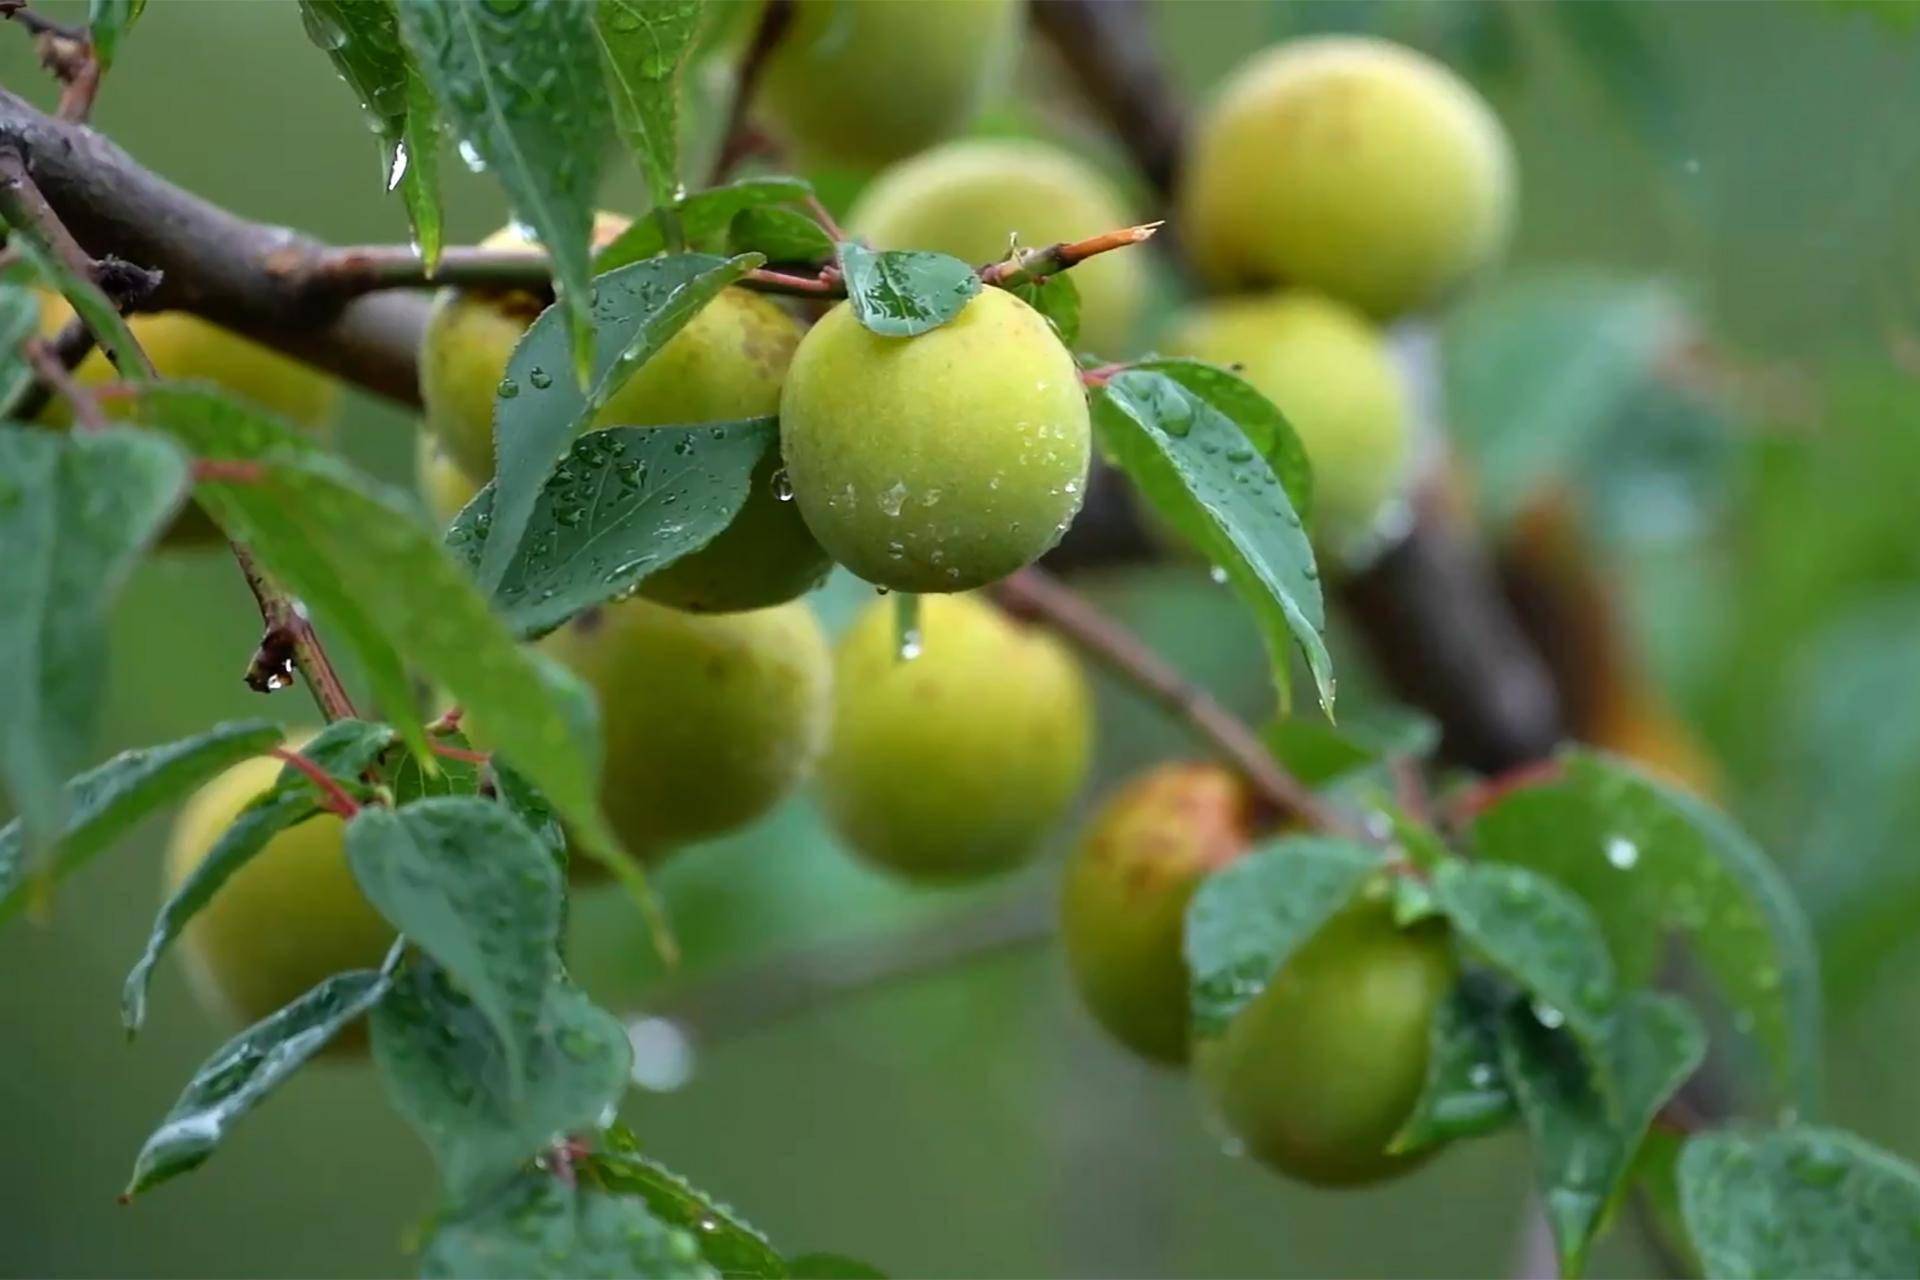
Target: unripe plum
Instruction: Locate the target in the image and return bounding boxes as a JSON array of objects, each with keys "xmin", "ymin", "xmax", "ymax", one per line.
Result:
[
  {"xmin": 1180, "ymin": 36, "xmax": 1515, "ymax": 318},
  {"xmin": 165, "ymin": 753, "xmax": 394, "ymax": 1046},
  {"xmin": 418, "ymin": 433, "xmax": 480, "ymax": 528},
  {"xmin": 817, "ymin": 593, "xmax": 1090, "ymax": 881},
  {"xmin": 542, "ymin": 597, "xmax": 831, "ymax": 858},
  {"xmin": 1195, "ymin": 895, "xmax": 1454, "ymax": 1186},
  {"xmin": 780, "ymin": 288, "xmax": 1090, "ymax": 593},
  {"xmin": 847, "ymin": 139, "xmax": 1146, "ymax": 354},
  {"xmin": 1061, "ymin": 763, "xmax": 1256, "ymax": 1064},
  {"xmin": 1164, "ymin": 291, "xmax": 1410, "ymax": 543},
  {"xmin": 756, "ymin": 0, "xmax": 1023, "ymax": 166}
]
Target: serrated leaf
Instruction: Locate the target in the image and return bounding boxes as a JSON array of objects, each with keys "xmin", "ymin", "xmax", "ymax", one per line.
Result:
[
  {"xmin": 1141, "ymin": 358, "xmax": 1315, "ymax": 522},
  {"xmin": 449, "ymin": 420, "xmax": 774, "ymax": 638},
  {"xmin": 87, "ymin": 0, "xmax": 146, "ymax": 70},
  {"xmin": 421, "ymin": 1162, "xmax": 714, "ymax": 1280},
  {"xmin": 1473, "ymin": 750, "xmax": 1821, "ymax": 1116},
  {"xmin": 0, "ymin": 427, "xmax": 187, "ymax": 844},
  {"xmin": 0, "ymin": 282, "xmax": 40, "ymax": 412},
  {"xmin": 299, "ymin": 0, "xmax": 445, "ymax": 269},
  {"xmin": 593, "ymin": 0, "xmax": 701, "ymax": 209},
  {"xmin": 0, "ymin": 718, "xmax": 280, "ymax": 926},
  {"xmin": 1095, "ymin": 363, "xmax": 1330, "ymax": 715},
  {"xmin": 1502, "ymin": 993, "xmax": 1706, "ymax": 1278},
  {"xmin": 729, "ymin": 206, "xmax": 835, "ymax": 265},
  {"xmin": 125, "ymin": 953, "xmax": 398, "ymax": 1197},
  {"xmin": 588, "ymin": 1136, "xmax": 785, "ymax": 1279},
  {"xmin": 396, "ymin": 0, "xmax": 610, "ymax": 377},
  {"xmin": 1184, "ymin": 836, "xmax": 1385, "ymax": 1037},
  {"xmin": 837, "ymin": 243, "xmax": 980, "ymax": 338},
  {"xmin": 1004, "ymin": 272, "xmax": 1080, "ymax": 349},
  {"xmin": 594, "ymin": 177, "xmax": 813, "ymax": 271},
  {"xmin": 1680, "ymin": 1126, "xmax": 1920, "ymax": 1280},
  {"xmin": 788, "ymin": 1255, "xmax": 887, "ymax": 1279},
  {"xmin": 372, "ymin": 956, "xmax": 631, "ymax": 1199},
  {"xmin": 477, "ymin": 252, "xmax": 761, "ymax": 597},
  {"xmin": 1392, "ymin": 971, "xmax": 1518, "ymax": 1155},
  {"xmin": 122, "ymin": 720, "xmax": 395, "ymax": 1033}
]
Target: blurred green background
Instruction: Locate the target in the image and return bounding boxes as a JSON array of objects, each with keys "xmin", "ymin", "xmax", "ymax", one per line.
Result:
[{"xmin": 6, "ymin": 2, "xmax": 1920, "ymax": 1276}]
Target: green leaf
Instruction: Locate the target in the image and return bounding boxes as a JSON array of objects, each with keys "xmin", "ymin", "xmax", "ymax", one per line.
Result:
[
  {"xmin": 122, "ymin": 720, "xmax": 395, "ymax": 1034},
  {"xmin": 0, "ymin": 282, "xmax": 40, "ymax": 412},
  {"xmin": 421, "ymin": 1163, "xmax": 714, "ymax": 1280},
  {"xmin": 395, "ymin": 0, "xmax": 610, "ymax": 377},
  {"xmin": 1680, "ymin": 1126, "xmax": 1920, "ymax": 1280},
  {"xmin": 588, "ymin": 1135, "xmax": 785, "ymax": 1279},
  {"xmin": 836, "ymin": 243, "xmax": 981, "ymax": 338},
  {"xmin": 0, "ymin": 427, "xmax": 187, "ymax": 843},
  {"xmin": 1391, "ymin": 971, "xmax": 1518, "ymax": 1155},
  {"xmin": 1095, "ymin": 363, "xmax": 1330, "ymax": 715},
  {"xmin": 299, "ymin": 0, "xmax": 445, "ymax": 269},
  {"xmin": 87, "ymin": 0, "xmax": 146, "ymax": 69},
  {"xmin": 593, "ymin": 0, "xmax": 702, "ymax": 209},
  {"xmin": 593, "ymin": 177, "xmax": 813, "ymax": 271},
  {"xmin": 2, "ymin": 210, "xmax": 146, "ymax": 378},
  {"xmin": 476, "ymin": 252, "xmax": 761, "ymax": 597},
  {"xmin": 449, "ymin": 420, "xmax": 774, "ymax": 638},
  {"xmin": 1140, "ymin": 358, "xmax": 1315, "ymax": 522},
  {"xmin": 788, "ymin": 1255, "xmax": 887, "ymax": 1279},
  {"xmin": 1183, "ymin": 835, "xmax": 1385, "ymax": 1037},
  {"xmin": 372, "ymin": 956, "xmax": 631, "ymax": 1199},
  {"xmin": 1263, "ymin": 705, "xmax": 1440, "ymax": 789},
  {"xmin": 125, "ymin": 952, "xmax": 399, "ymax": 1197},
  {"xmin": 729, "ymin": 206, "xmax": 835, "ymax": 265},
  {"xmin": 1473, "ymin": 750, "xmax": 1822, "ymax": 1116},
  {"xmin": 1004, "ymin": 272, "xmax": 1081, "ymax": 349},
  {"xmin": 1501, "ymin": 993, "xmax": 1706, "ymax": 1278},
  {"xmin": 0, "ymin": 718, "xmax": 280, "ymax": 925}
]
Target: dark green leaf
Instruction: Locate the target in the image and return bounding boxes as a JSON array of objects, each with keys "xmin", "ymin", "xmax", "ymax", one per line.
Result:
[
  {"xmin": 1392, "ymin": 971, "xmax": 1518, "ymax": 1155},
  {"xmin": 1263, "ymin": 705, "xmax": 1440, "ymax": 789},
  {"xmin": 1004, "ymin": 272, "xmax": 1080, "ymax": 349},
  {"xmin": 788, "ymin": 1255, "xmax": 887, "ymax": 1279},
  {"xmin": 593, "ymin": 0, "xmax": 702, "ymax": 209},
  {"xmin": 0, "ymin": 282, "xmax": 39, "ymax": 412},
  {"xmin": 372, "ymin": 957, "xmax": 631, "ymax": 1199},
  {"xmin": 87, "ymin": 0, "xmax": 146, "ymax": 69},
  {"xmin": 395, "ymin": 0, "xmax": 610, "ymax": 376},
  {"xmin": 1184, "ymin": 836, "xmax": 1385, "ymax": 1037},
  {"xmin": 476, "ymin": 252, "xmax": 760, "ymax": 597},
  {"xmin": 421, "ymin": 1163, "xmax": 713, "ymax": 1280},
  {"xmin": 588, "ymin": 1136, "xmax": 785, "ymax": 1279},
  {"xmin": 1473, "ymin": 749, "xmax": 1822, "ymax": 1116},
  {"xmin": 729, "ymin": 206, "xmax": 835, "ymax": 265},
  {"xmin": 122, "ymin": 720, "xmax": 395, "ymax": 1033},
  {"xmin": 449, "ymin": 420, "xmax": 774, "ymax": 638},
  {"xmin": 836, "ymin": 243, "xmax": 981, "ymax": 338},
  {"xmin": 0, "ymin": 427, "xmax": 186, "ymax": 843},
  {"xmin": 125, "ymin": 953, "xmax": 398, "ymax": 1197},
  {"xmin": 390, "ymin": 733, "xmax": 482, "ymax": 804},
  {"xmin": 594, "ymin": 177, "xmax": 813, "ymax": 271},
  {"xmin": 1137, "ymin": 358, "xmax": 1314, "ymax": 522},
  {"xmin": 1545, "ymin": 2, "xmax": 1686, "ymax": 168},
  {"xmin": 493, "ymin": 758, "xmax": 567, "ymax": 862},
  {"xmin": 1095, "ymin": 364, "xmax": 1330, "ymax": 714},
  {"xmin": 1680, "ymin": 1126, "xmax": 1920, "ymax": 1280}
]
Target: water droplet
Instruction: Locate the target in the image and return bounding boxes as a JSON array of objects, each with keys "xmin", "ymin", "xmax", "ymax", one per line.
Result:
[
  {"xmin": 1605, "ymin": 835, "xmax": 1639, "ymax": 870},
  {"xmin": 770, "ymin": 467, "xmax": 794, "ymax": 502},
  {"xmin": 1208, "ymin": 565, "xmax": 1228, "ymax": 585},
  {"xmin": 527, "ymin": 366, "xmax": 553, "ymax": 390},
  {"xmin": 878, "ymin": 481, "xmax": 908, "ymax": 517},
  {"xmin": 626, "ymin": 1017, "xmax": 695, "ymax": 1092},
  {"xmin": 497, "ymin": 377, "xmax": 520, "ymax": 400},
  {"xmin": 457, "ymin": 138, "xmax": 487, "ymax": 174},
  {"xmin": 1532, "ymin": 1001, "xmax": 1566, "ymax": 1030}
]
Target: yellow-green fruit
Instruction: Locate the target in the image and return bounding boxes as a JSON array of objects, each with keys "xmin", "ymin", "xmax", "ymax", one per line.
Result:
[
  {"xmin": 781, "ymin": 289, "xmax": 1090, "ymax": 592},
  {"xmin": 418, "ymin": 433, "xmax": 480, "ymax": 528},
  {"xmin": 542, "ymin": 598, "xmax": 831, "ymax": 858},
  {"xmin": 819, "ymin": 594, "xmax": 1091, "ymax": 881},
  {"xmin": 848, "ymin": 139, "xmax": 1145, "ymax": 354},
  {"xmin": 1164, "ymin": 292, "xmax": 1410, "ymax": 542},
  {"xmin": 1195, "ymin": 897, "xmax": 1454, "ymax": 1186},
  {"xmin": 165, "ymin": 754, "xmax": 394, "ymax": 1045},
  {"xmin": 1061, "ymin": 764, "xmax": 1255, "ymax": 1064},
  {"xmin": 1180, "ymin": 36, "xmax": 1515, "ymax": 318},
  {"xmin": 757, "ymin": 0, "xmax": 1023, "ymax": 166},
  {"xmin": 420, "ymin": 260, "xmax": 828, "ymax": 611}
]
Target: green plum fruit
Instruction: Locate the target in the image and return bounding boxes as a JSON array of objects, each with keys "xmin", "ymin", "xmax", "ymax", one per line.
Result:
[
  {"xmin": 847, "ymin": 138, "xmax": 1146, "ymax": 354},
  {"xmin": 165, "ymin": 752, "xmax": 394, "ymax": 1049},
  {"xmin": 542, "ymin": 597, "xmax": 832, "ymax": 858},
  {"xmin": 1164, "ymin": 291, "xmax": 1410, "ymax": 543},
  {"xmin": 757, "ymin": 0, "xmax": 1023, "ymax": 166},
  {"xmin": 780, "ymin": 288, "xmax": 1090, "ymax": 592},
  {"xmin": 1061, "ymin": 763, "xmax": 1256, "ymax": 1064},
  {"xmin": 818, "ymin": 593, "xmax": 1090, "ymax": 881},
  {"xmin": 1195, "ymin": 894, "xmax": 1455, "ymax": 1186},
  {"xmin": 418, "ymin": 432, "xmax": 480, "ymax": 529},
  {"xmin": 1180, "ymin": 36, "xmax": 1515, "ymax": 318}
]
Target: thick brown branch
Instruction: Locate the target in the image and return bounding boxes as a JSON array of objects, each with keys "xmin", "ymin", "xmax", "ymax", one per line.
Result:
[{"xmin": 1029, "ymin": 0, "xmax": 1185, "ymax": 197}]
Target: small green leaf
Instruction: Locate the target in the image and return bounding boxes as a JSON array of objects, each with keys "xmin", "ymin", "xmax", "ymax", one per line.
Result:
[
  {"xmin": 788, "ymin": 1254, "xmax": 887, "ymax": 1279},
  {"xmin": 588, "ymin": 1135, "xmax": 785, "ymax": 1279},
  {"xmin": 1680, "ymin": 1126, "xmax": 1920, "ymax": 1280},
  {"xmin": 1184, "ymin": 836, "xmax": 1385, "ymax": 1037},
  {"xmin": 372, "ymin": 956, "xmax": 631, "ymax": 1199},
  {"xmin": 1095, "ymin": 363, "xmax": 1329, "ymax": 714},
  {"xmin": 122, "ymin": 720, "xmax": 395, "ymax": 1033},
  {"xmin": 1003, "ymin": 272, "xmax": 1080, "ymax": 349},
  {"xmin": 1263, "ymin": 705, "xmax": 1441, "ymax": 789},
  {"xmin": 0, "ymin": 282, "xmax": 41, "ymax": 413},
  {"xmin": 0, "ymin": 427, "xmax": 187, "ymax": 844},
  {"xmin": 1473, "ymin": 749, "xmax": 1822, "ymax": 1116},
  {"xmin": 476, "ymin": 252, "xmax": 761, "ymax": 597},
  {"xmin": 837, "ymin": 243, "xmax": 981, "ymax": 338},
  {"xmin": 729, "ymin": 206, "xmax": 836, "ymax": 265},
  {"xmin": 1392, "ymin": 971, "xmax": 1518, "ymax": 1155},
  {"xmin": 593, "ymin": 177, "xmax": 813, "ymax": 271},
  {"xmin": 87, "ymin": 0, "xmax": 147, "ymax": 70},
  {"xmin": 593, "ymin": 0, "xmax": 702, "ymax": 209},
  {"xmin": 421, "ymin": 1163, "xmax": 714, "ymax": 1280},
  {"xmin": 396, "ymin": 0, "xmax": 611, "ymax": 376},
  {"xmin": 0, "ymin": 718, "xmax": 280, "ymax": 925},
  {"xmin": 449, "ymin": 420, "xmax": 775, "ymax": 639},
  {"xmin": 125, "ymin": 952, "xmax": 398, "ymax": 1197}
]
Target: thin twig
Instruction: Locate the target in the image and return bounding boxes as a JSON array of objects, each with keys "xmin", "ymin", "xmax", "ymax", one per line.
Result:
[
  {"xmin": 709, "ymin": 0, "xmax": 793, "ymax": 184},
  {"xmin": 979, "ymin": 222, "xmax": 1161, "ymax": 290},
  {"xmin": 233, "ymin": 544, "xmax": 358, "ymax": 721},
  {"xmin": 21, "ymin": 334, "xmax": 100, "ymax": 426},
  {"xmin": 990, "ymin": 566, "xmax": 1361, "ymax": 837},
  {"xmin": 268, "ymin": 745, "xmax": 361, "ymax": 819},
  {"xmin": 0, "ymin": 1, "xmax": 83, "ymax": 42},
  {"xmin": 6, "ymin": 312, "xmax": 95, "ymax": 420}
]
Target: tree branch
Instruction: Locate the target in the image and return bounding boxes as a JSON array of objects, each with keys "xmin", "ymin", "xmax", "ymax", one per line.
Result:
[{"xmin": 709, "ymin": 0, "xmax": 793, "ymax": 183}]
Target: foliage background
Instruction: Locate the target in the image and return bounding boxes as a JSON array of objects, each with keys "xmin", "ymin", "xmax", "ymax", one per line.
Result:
[{"xmin": 4, "ymin": 1, "xmax": 1920, "ymax": 1276}]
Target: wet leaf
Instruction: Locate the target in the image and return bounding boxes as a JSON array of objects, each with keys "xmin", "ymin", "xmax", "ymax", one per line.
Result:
[
  {"xmin": 594, "ymin": 177, "xmax": 813, "ymax": 270},
  {"xmin": 837, "ymin": 243, "xmax": 980, "ymax": 338},
  {"xmin": 593, "ymin": 0, "xmax": 701, "ymax": 209},
  {"xmin": 588, "ymin": 1132, "xmax": 785, "ymax": 1279},
  {"xmin": 1392, "ymin": 970, "xmax": 1519, "ymax": 1155},
  {"xmin": 1003, "ymin": 272, "xmax": 1080, "ymax": 349},
  {"xmin": 729, "ymin": 206, "xmax": 835, "ymax": 265}
]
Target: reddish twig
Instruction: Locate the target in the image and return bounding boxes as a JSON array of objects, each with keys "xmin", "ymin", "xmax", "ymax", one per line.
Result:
[
  {"xmin": 1444, "ymin": 758, "xmax": 1567, "ymax": 830},
  {"xmin": 1079, "ymin": 362, "xmax": 1126, "ymax": 389},
  {"xmin": 804, "ymin": 192, "xmax": 845, "ymax": 243},
  {"xmin": 428, "ymin": 740, "xmax": 490, "ymax": 766},
  {"xmin": 5, "ymin": 312, "xmax": 95, "ymax": 420},
  {"xmin": 269, "ymin": 745, "xmax": 361, "ymax": 819},
  {"xmin": 191, "ymin": 458, "xmax": 266, "ymax": 484},
  {"xmin": 978, "ymin": 222, "xmax": 1161, "ymax": 289},
  {"xmin": 426, "ymin": 705, "xmax": 464, "ymax": 736},
  {"xmin": 21, "ymin": 334, "xmax": 102, "ymax": 426},
  {"xmin": 233, "ymin": 544, "xmax": 359, "ymax": 721}
]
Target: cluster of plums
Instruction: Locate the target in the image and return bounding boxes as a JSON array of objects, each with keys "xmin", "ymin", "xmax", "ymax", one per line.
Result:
[{"xmin": 145, "ymin": 12, "xmax": 1513, "ymax": 1187}]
